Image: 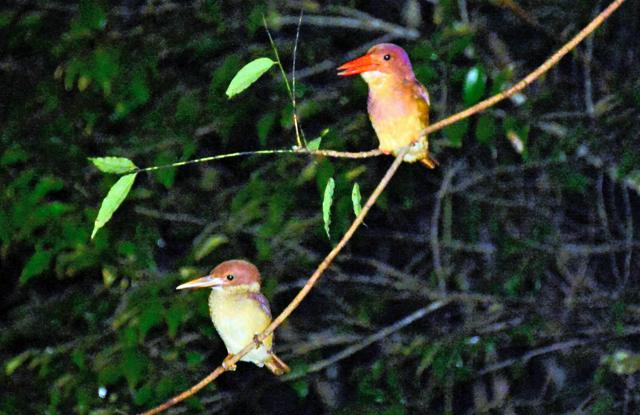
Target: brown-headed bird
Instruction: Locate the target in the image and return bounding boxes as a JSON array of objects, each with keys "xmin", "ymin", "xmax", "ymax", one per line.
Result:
[
  {"xmin": 176, "ymin": 259, "xmax": 290, "ymax": 375},
  {"xmin": 338, "ymin": 43, "xmax": 438, "ymax": 168}
]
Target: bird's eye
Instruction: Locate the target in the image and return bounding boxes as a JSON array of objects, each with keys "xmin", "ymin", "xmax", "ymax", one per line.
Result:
[
  {"xmin": 383, "ymin": 54, "xmax": 391, "ymax": 61},
  {"xmin": 226, "ymin": 274, "xmax": 234, "ymax": 281}
]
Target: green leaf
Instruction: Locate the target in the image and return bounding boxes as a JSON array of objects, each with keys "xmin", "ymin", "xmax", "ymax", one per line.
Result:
[
  {"xmin": 307, "ymin": 128, "xmax": 330, "ymax": 151},
  {"xmin": 89, "ymin": 157, "xmax": 137, "ymax": 174},
  {"xmin": 475, "ymin": 115, "xmax": 496, "ymax": 145},
  {"xmin": 463, "ymin": 66, "xmax": 487, "ymax": 106},
  {"xmin": 152, "ymin": 152, "xmax": 176, "ymax": 189},
  {"xmin": 91, "ymin": 173, "xmax": 137, "ymax": 239},
  {"xmin": 138, "ymin": 300, "xmax": 163, "ymax": 343},
  {"xmin": 166, "ymin": 302, "xmax": 187, "ymax": 339},
  {"xmin": 225, "ymin": 57, "xmax": 275, "ymax": 98},
  {"xmin": 121, "ymin": 348, "xmax": 146, "ymax": 389},
  {"xmin": 194, "ymin": 234, "xmax": 229, "ymax": 261},
  {"xmin": 256, "ymin": 112, "xmax": 276, "ymax": 146},
  {"xmin": 292, "ymin": 379, "xmax": 309, "ymax": 398},
  {"xmin": 133, "ymin": 384, "xmax": 153, "ymax": 406},
  {"xmin": 306, "ymin": 137, "xmax": 322, "ymax": 151},
  {"xmin": 5, "ymin": 351, "xmax": 32, "ymax": 376},
  {"xmin": 443, "ymin": 119, "xmax": 469, "ymax": 148},
  {"xmin": 20, "ymin": 249, "xmax": 53, "ymax": 284},
  {"xmin": 322, "ymin": 177, "xmax": 335, "ymax": 239},
  {"xmin": 351, "ymin": 183, "xmax": 362, "ymax": 217},
  {"xmin": 185, "ymin": 351, "xmax": 205, "ymax": 367}
]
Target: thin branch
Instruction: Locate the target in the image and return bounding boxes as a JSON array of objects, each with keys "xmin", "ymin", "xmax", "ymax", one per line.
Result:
[
  {"xmin": 276, "ymin": 14, "xmax": 420, "ymax": 40},
  {"xmin": 283, "ymin": 300, "xmax": 451, "ymax": 381},
  {"xmin": 290, "ymin": 9, "xmax": 305, "ymax": 146},
  {"xmin": 477, "ymin": 338, "xmax": 592, "ymax": 376},
  {"xmin": 131, "ymin": 148, "xmax": 383, "ymax": 174},
  {"xmin": 431, "ymin": 162, "xmax": 463, "ymax": 291}
]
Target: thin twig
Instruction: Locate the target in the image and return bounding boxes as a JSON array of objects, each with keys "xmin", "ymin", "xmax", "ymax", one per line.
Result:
[
  {"xmin": 263, "ymin": 16, "xmax": 301, "ymax": 147},
  {"xmin": 276, "ymin": 14, "xmax": 419, "ymax": 40},
  {"xmin": 478, "ymin": 338, "xmax": 591, "ymax": 376},
  {"xmin": 291, "ymin": 9, "xmax": 305, "ymax": 146},
  {"xmin": 431, "ymin": 162, "xmax": 462, "ymax": 292},
  {"xmin": 283, "ymin": 300, "xmax": 451, "ymax": 381},
  {"xmin": 130, "ymin": 148, "xmax": 383, "ymax": 174}
]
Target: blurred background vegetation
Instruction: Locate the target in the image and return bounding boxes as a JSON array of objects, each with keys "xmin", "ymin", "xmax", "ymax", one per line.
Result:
[{"xmin": 1, "ymin": 0, "xmax": 639, "ymax": 414}]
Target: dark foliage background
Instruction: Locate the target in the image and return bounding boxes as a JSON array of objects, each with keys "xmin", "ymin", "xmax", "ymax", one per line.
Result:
[{"xmin": 1, "ymin": 0, "xmax": 639, "ymax": 414}]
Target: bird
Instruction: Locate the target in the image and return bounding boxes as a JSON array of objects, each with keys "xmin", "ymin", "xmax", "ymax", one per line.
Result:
[
  {"xmin": 176, "ymin": 259, "xmax": 290, "ymax": 375},
  {"xmin": 338, "ymin": 43, "xmax": 438, "ymax": 168}
]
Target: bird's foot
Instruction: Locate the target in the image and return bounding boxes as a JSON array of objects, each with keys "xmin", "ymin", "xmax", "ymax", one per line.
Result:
[
  {"xmin": 252, "ymin": 334, "xmax": 263, "ymax": 349},
  {"xmin": 222, "ymin": 354, "xmax": 237, "ymax": 371}
]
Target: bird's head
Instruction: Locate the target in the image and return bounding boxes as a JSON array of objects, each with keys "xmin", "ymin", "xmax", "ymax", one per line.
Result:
[
  {"xmin": 337, "ymin": 43, "xmax": 414, "ymax": 81},
  {"xmin": 176, "ymin": 259, "xmax": 261, "ymax": 292}
]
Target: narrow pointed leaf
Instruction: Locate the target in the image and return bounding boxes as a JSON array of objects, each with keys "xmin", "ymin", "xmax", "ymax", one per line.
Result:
[
  {"xmin": 89, "ymin": 157, "xmax": 137, "ymax": 174},
  {"xmin": 91, "ymin": 173, "xmax": 137, "ymax": 239},
  {"xmin": 225, "ymin": 58, "xmax": 276, "ymax": 98},
  {"xmin": 322, "ymin": 177, "xmax": 335, "ymax": 239},
  {"xmin": 351, "ymin": 183, "xmax": 362, "ymax": 217}
]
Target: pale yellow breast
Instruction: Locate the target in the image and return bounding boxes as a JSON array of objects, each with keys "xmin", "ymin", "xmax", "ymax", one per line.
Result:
[{"xmin": 209, "ymin": 289, "xmax": 273, "ymax": 365}]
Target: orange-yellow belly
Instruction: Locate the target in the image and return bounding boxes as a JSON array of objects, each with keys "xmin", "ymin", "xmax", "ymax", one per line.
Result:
[
  {"xmin": 370, "ymin": 113, "xmax": 429, "ymax": 162},
  {"xmin": 365, "ymin": 75, "xmax": 430, "ymax": 163}
]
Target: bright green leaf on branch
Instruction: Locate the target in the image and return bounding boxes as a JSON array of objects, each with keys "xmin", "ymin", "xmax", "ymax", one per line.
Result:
[
  {"xmin": 91, "ymin": 173, "xmax": 137, "ymax": 239},
  {"xmin": 307, "ymin": 137, "xmax": 322, "ymax": 151},
  {"xmin": 89, "ymin": 157, "xmax": 137, "ymax": 174},
  {"xmin": 307, "ymin": 128, "xmax": 329, "ymax": 151},
  {"xmin": 322, "ymin": 177, "xmax": 335, "ymax": 239},
  {"xmin": 225, "ymin": 57, "xmax": 275, "ymax": 98},
  {"xmin": 352, "ymin": 183, "xmax": 362, "ymax": 217}
]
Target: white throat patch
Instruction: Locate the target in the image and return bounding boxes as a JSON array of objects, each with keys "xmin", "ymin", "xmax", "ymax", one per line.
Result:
[{"xmin": 361, "ymin": 71, "xmax": 386, "ymax": 83}]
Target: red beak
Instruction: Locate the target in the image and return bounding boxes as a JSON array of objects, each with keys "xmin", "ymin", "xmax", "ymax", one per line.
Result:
[{"xmin": 337, "ymin": 54, "xmax": 378, "ymax": 76}]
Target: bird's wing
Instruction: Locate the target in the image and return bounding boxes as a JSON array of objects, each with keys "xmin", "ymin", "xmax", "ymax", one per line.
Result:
[
  {"xmin": 248, "ymin": 292, "xmax": 272, "ymax": 319},
  {"xmin": 414, "ymin": 80, "xmax": 430, "ymax": 106},
  {"xmin": 413, "ymin": 81, "xmax": 430, "ymax": 128}
]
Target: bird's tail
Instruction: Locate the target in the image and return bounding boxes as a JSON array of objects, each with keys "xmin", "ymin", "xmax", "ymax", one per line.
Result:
[
  {"xmin": 265, "ymin": 352, "xmax": 290, "ymax": 376},
  {"xmin": 419, "ymin": 154, "xmax": 439, "ymax": 169}
]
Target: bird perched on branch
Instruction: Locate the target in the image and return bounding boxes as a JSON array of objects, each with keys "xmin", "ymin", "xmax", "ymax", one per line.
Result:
[
  {"xmin": 176, "ymin": 259, "xmax": 290, "ymax": 375},
  {"xmin": 338, "ymin": 43, "xmax": 438, "ymax": 168}
]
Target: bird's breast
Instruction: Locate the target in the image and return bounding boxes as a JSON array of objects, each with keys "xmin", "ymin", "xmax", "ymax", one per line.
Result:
[
  {"xmin": 367, "ymin": 80, "xmax": 429, "ymax": 154},
  {"xmin": 209, "ymin": 290, "xmax": 273, "ymax": 364}
]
